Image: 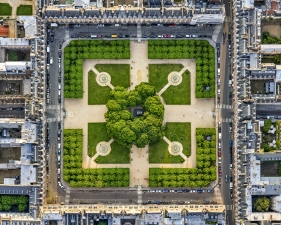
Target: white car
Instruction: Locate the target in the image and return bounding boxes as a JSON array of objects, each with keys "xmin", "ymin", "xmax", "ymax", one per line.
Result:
[
  {"xmin": 191, "ymin": 190, "xmax": 196, "ymax": 193},
  {"xmin": 218, "ymin": 89, "xmax": 220, "ymax": 95}
]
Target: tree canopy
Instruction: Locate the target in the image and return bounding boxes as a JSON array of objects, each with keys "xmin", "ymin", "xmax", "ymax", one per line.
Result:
[
  {"xmin": 105, "ymin": 82, "xmax": 165, "ymax": 148},
  {"xmin": 254, "ymin": 197, "xmax": 271, "ymax": 212}
]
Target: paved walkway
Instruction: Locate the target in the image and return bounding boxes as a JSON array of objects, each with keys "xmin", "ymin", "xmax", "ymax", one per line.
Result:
[{"xmin": 64, "ymin": 41, "xmax": 215, "ymax": 187}]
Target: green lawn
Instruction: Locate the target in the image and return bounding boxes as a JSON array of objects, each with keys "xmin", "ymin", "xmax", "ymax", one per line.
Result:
[
  {"xmin": 16, "ymin": 5, "xmax": 32, "ymax": 15},
  {"xmin": 96, "ymin": 141, "xmax": 130, "ymax": 164},
  {"xmin": 148, "ymin": 64, "xmax": 184, "ymax": 92},
  {"xmin": 162, "ymin": 70, "xmax": 191, "ymax": 105},
  {"xmin": 88, "ymin": 123, "xmax": 111, "ymax": 157},
  {"xmin": 95, "ymin": 64, "xmax": 130, "ymax": 88},
  {"xmin": 149, "ymin": 138, "xmax": 184, "ymax": 163},
  {"xmin": 0, "ymin": 3, "xmax": 12, "ymax": 16},
  {"xmin": 165, "ymin": 123, "xmax": 191, "ymax": 157},
  {"xmin": 88, "ymin": 70, "xmax": 112, "ymax": 105}
]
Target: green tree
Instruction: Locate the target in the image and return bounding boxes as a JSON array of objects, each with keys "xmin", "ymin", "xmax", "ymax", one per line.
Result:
[{"xmin": 254, "ymin": 197, "xmax": 271, "ymax": 212}]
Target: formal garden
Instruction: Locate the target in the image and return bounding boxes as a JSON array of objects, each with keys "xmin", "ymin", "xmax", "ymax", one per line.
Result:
[
  {"xmin": 148, "ymin": 39, "xmax": 215, "ymax": 98},
  {"xmin": 64, "ymin": 40, "xmax": 130, "ymax": 98},
  {"xmin": 63, "ymin": 39, "xmax": 216, "ymax": 188},
  {"xmin": 63, "ymin": 129, "xmax": 130, "ymax": 187}
]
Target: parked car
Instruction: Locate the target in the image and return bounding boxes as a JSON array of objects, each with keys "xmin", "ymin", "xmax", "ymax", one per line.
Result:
[
  {"xmin": 225, "ymin": 175, "xmax": 228, "ymax": 182},
  {"xmin": 163, "ymin": 34, "xmax": 171, "ymax": 38},
  {"xmin": 218, "ymin": 151, "xmax": 221, "ymax": 157},
  {"xmin": 197, "ymin": 190, "xmax": 203, "ymax": 193}
]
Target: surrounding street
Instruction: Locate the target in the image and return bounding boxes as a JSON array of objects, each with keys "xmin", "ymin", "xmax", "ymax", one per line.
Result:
[
  {"xmin": 68, "ymin": 189, "xmax": 217, "ymax": 205},
  {"xmin": 45, "ymin": 19, "xmax": 231, "ymax": 212},
  {"xmin": 219, "ymin": 0, "xmax": 235, "ymax": 223}
]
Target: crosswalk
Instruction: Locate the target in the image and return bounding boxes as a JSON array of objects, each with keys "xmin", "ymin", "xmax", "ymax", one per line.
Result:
[
  {"xmin": 137, "ymin": 23, "xmax": 141, "ymax": 38},
  {"xmin": 137, "ymin": 185, "xmax": 142, "ymax": 204},
  {"xmin": 217, "ymin": 104, "xmax": 233, "ymax": 109},
  {"xmin": 221, "ymin": 118, "xmax": 232, "ymax": 122},
  {"xmin": 65, "ymin": 190, "xmax": 70, "ymax": 204},
  {"xmin": 46, "ymin": 117, "xmax": 60, "ymax": 122},
  {"xmin": 225, "ymin": 205, "xmax": 235, "ymax": 210},
  {"xmin": 47, "ymin": 105, "xmax": 61, "ymax": 110}
]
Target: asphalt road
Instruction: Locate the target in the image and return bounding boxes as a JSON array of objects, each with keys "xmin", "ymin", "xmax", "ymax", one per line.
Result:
[
  {"xmin": 68, "ymin": 190, "xmax": 217, "ymax": 205},
  {"xmin": 46, "ymin": 23, "xmax": 225, "ymax": 207},
  {"xmin": 65, "ymin": 24, "xmax": 215, "ymax": 38},
  {"xmin": 218, "ymin": 8, "xmax": 234, "ymax": 224}
]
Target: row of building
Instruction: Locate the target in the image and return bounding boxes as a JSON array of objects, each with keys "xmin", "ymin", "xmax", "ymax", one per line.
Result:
[{"xmin": 232, "ymin": 0, "xmax": 281, "ymax": 223}]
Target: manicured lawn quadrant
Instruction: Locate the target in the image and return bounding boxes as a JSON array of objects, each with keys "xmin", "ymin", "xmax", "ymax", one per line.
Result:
[
  {"xmin": 149, "ymin": 139, "xmax": 183, "ymax": 163},
  {"xmin": 165, "ymin": 123, "xmax": 191, "ymax": 156},
  {"xmin": 16, "ymin": 5, "xmax": 32, "ymax": 15},
  {"xmin": 95, "ymin": 64, "xmax": 130, "ymax": 88},
  {"xmin": 63, "ymin": 129, "xmax": 130, "ymax": 187},
  {"xmin": 148, "ymin": 64, "xmax": 184, "ymax": 92},
  {"xmin": 88, "ymin": 123, "xmax": 130, "ymax": 163},
  {"xmin": 149, "ymin": 122, "xmax": 191, "ymax": 163},
  {"xmin": 95, "ymin": 141, "xmax": 130, "ymax": 164},
  {"xmin": 88, "ymin": 70, "xmax": 112, "ymax": 105},
  {"xmin": 149, "ymin": 128, "xmax": 216, "ymax": 187},
  {"xmin": 64, "ymin": 40, "xmax": 130, "ymax": 98},
  {"xmin": 88, "ymin": 123, "xmax": 111, "ymax": 157},
  {"xmin": 148, "ymin": 40, "xmax": 215, "ymax": 98},
  {"xmin": 0, "ymin": 3, "xmax": 12, "ymax": 16},
  {"xmin": 162, "ymin": 70, "xmax": 191, "ymax": 105}
]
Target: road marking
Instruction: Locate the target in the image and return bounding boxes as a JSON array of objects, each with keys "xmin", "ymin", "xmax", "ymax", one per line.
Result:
[
  {"xmin": 222, "ymin": 118, "xmax": 232, "ymax": 122},
  {"xmin": 47, "ymin": 105, "xmax": 61, "ymax": 110},
  {"xmin": 46, "ymin": 117, "xmax": 60, "ymax": 122},
  {"xmin": 217, "ymin": 104, "xmax": 233, "ymax": 109},
  {"xmin": 225, "ymin": 204, "xmax": 235, "ymax": 210},
  {"xmin": 137, "ymin": 23, "xmax": 141, "ymax": 38},
  {"xmin": 137, "ymin": 185, "xmax": 142, "ymax": 204},
  {"xmin": 65, "ymin": 190, "xmax": 70, "ymax": 204}
]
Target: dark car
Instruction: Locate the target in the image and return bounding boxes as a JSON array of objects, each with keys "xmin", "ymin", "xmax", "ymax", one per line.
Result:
[
  {"xmin": 197, "ymin": 190, "xmax": 203, "ymax": 193},
  {"xmin": 58, "ymin": 122, "xmax": 61, "ymax": 130},
  {"xmin": 58, "ymin": 76, "xmax": 61, "ymax": 83},
  {"xmin": 150, "ymin": 35, "xmax": 156, "ymax": 38},
  {"xmin": 207, "ymin": 189, "xmax": 213, "ymax": 193},
  {"xmin": 183, "ymin": 189, "xmax": 190, "ymax": 192},
  {"xmin": 177, "ymin": 189, "xmax": 183, "ymax": 193},
  {"xmin": 118, "ymin": 34, "xmax": 125, "ymax": 38},
  {"xmin": 71, "ymin": 35, "xmax": 77, "ymax": 38},
  {"xmin": 216, "ymin": 43, "xmax": 220, "ymax": 49},
  {"xmin": 58, "ymin": 97, "xmax": 61, "ymax": 103},
  {"xmin": 163, "ymin": 189, "xmax": 169, "ymax": 193},
  {"xmin": 176, "ymin": 35, "xmax": 183, "ymax": 38},
  {"xmin": 142, "ymin": 34, "xmax": 148, "ymax": 38},
  {"xmin": 125, "ymin": 35, "xmax": 130, "ymax": 38},
  {"xmin": 217, "ymin": 50, "xmax": 220, "ymax": 57}
]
